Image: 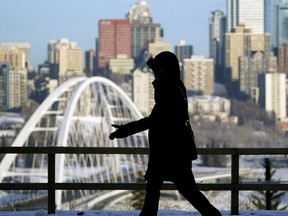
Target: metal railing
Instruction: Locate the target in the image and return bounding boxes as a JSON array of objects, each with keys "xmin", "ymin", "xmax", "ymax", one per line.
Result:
[{"xmin": 0, "ymin": 147, "xmax": 288, "ymax": 215}]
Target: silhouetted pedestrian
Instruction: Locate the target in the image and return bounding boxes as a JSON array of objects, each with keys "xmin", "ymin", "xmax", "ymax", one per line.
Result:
[{"xmin": 109, "ymin": 51, "xmax": 221, "ymax": 216}]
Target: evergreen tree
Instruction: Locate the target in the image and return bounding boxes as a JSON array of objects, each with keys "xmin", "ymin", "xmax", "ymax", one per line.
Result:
[{"xmin": 250, "ymin": 158, "xmax": 288, "ymax": 210}]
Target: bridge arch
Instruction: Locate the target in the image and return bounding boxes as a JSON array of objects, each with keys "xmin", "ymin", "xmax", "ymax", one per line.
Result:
[
  {"xmin": 0, "ymin": 76, "xmax": 148, "ymax": 208},
  {"xmin": 0, "ymin": 77, "xmax": 86, "ymax": 182}
]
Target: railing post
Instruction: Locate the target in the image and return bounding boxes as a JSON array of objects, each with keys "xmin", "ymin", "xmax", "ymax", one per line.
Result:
[
  {"xmin": 48, "ymin": 153, "xmax": 56, "ymax": 214},
  {"xmin": 231, "ymin": 152, "xmax": 239, "ymax": 215},
  {"xmin": 264, "ymin": 158, "xmax": 272, "ymax": 210}
]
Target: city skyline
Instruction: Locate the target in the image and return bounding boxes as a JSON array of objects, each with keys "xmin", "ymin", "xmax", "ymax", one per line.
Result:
[{"xmin": 0, "ymin": 0, "xmax": 225, "ymax": 67}]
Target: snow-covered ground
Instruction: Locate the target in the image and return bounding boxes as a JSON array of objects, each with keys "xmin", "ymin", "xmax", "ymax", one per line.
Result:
[{"xmin": 1, "ymin": 210, "xmax": 288, "ymax": 216}]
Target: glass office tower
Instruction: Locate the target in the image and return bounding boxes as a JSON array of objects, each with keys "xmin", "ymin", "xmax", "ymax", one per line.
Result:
[
  {"xmin": 227, "ymin": 0, "xmax": 264, "ymax": 33},
  {"xmin": 266, "ymin": 0, "xmax": 288, "ymax": 50}
]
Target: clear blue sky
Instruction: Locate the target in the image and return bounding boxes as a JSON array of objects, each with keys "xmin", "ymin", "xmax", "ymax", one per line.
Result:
[{"xmin": 0, "ymin": 0, "xmax": 225, "ymax": 67}]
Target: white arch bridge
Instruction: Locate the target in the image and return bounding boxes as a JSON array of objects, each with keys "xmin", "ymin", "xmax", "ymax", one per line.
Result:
[{"xmin": 0, "ymin": 76, "xmax": 148, "ymax": 209}]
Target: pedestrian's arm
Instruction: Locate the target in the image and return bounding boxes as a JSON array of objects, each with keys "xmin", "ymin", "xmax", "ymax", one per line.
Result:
[{"xmin": 109, "ymin": 117, "xmax": 150, "ymax": 140}]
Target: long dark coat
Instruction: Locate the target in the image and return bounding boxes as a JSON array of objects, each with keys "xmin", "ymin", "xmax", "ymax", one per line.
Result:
[{"xmin": 125, "ymin": 79, "xmax": 198, "ymax": 180}]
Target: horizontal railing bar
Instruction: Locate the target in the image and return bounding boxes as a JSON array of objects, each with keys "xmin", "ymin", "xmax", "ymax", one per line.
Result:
[
  {"xmin": 1, "ymin": 147, "xmax": 288, "ymax": 155},
  {"xmin": 0, "ymin": 147, "xmax": 149, "ymax": 154},
  {"xmin": 1, "ymin": 183, "xmax": 288, "ymax": 191}
]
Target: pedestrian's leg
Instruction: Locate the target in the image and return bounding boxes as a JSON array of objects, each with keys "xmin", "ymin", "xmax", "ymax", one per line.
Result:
[
  {"xmin": 139, "ymin": 178, "xmax": 163, "ymax": 216},
  {"xmin": 174, "ymin": 173, "xmax": 222, "ymax": 216}
]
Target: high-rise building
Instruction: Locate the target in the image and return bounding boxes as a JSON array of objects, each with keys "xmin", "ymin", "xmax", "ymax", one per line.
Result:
[
  {"xmin": 227, "ymin": 0, "xmax": 265, "ymax": 33},
  {"xmin": 276, "ymin": 3, "xmax": 288, "ymax": 47},
  {"xmin": 0, "ymin": 63, "xmax": 9, "ymax": 111},
  {"xmin": 109, "ymin": 54, "xmax": 135, "ymax": 75},
  {"xmin": 0, "ymin": 50, "xmax": 25, "ymax": 69},
  {"xmin": 239, "ymin": 51, "xmax": 277, "ymax": 102},
  {"xmin": 183, "ymin": 55, "xmax": 214, "ymax": 96},
  {"xmin": 48, "ymin": 38, "xmax": 83, "ymax": 83},
  {"xmin": 209, "ymin": 10, "xmax": 226, "ymax": 82},
  {"xmin": 131, "ymin": 22, "xmax": 162, "ymax": 62},
  {"xmin": 98, "ymin": 19, "xmax": 131, "ymax": 70},
  {"xmin": 0, "ymin": 42, "xmax": 31, "ymax": 67},
  {"xmin": 127, "ymin": 1, "xmax": 163, "ymax": 65},
  {"xmin": 0, "ymin": 48, "xmax": 28, "ymax": 111},
  {"xmin": 126, "ymin": 0, "xmax": 152, "ymax": 24},
  {"xmin": 0, "ymin": 63, "xmax": 27, "ymax": 111},
  {"xmin": 147, "ymin": 37, "xmax": 172, "ymax": 57},
  {"xmin": 259, "ymin": 70, "xmax": 286, "ymax": 119},
  {"xmin": 85, "ymin": 49, "xmax": 96, "ymax": 77},
  {"xmin": 225, "ymin": 25, "xmax": 270, "ymax": 82},
  {"xmin": 265, "ymin": 0, "xmax": 288, "ymax": 50},
  {"xmin": 132, "ymin": 68, "xmax": 154, "ymax": 115},
  {"xmin": 276, "ymin": 42, "xmax": 288, "ymax": 75},
  {"xmin": 175, "ymin": 40, "xmax": 193, "ymax": 64},
  {"xmin": 175, "ymin": 40, "xmax": 193, "ymax": 81}
]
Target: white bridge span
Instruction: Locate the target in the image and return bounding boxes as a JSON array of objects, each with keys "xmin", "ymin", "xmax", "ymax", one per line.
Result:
[{"xmin": 0, "ymin": 76, "xmax": 148, "ymax": 208}]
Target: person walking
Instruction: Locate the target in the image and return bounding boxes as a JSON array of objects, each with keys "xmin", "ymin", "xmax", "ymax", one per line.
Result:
[{"xmin": 109, "ymin": 51, "xmax": 221, "ymax": 216}]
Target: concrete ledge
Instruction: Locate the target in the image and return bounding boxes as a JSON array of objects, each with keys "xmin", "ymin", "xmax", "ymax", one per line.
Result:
[{"xmin": 1, "ymin": 210, "xmax": 288, "ymax": 216}]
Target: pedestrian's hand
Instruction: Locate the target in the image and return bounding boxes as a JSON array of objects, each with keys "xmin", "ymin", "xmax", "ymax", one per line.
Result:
[
  {"xmin": 109, "ymin": 124, "xmax": 128, "ymax": 140},
  {"xmin": 111, "ymin": 124, "xmax": 121, "ymax": 129}
]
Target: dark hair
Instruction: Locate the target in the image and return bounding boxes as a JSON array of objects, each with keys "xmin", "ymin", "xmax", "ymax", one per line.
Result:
[{"xmin": 147, "ymin": 51, "xmax": 180, "ymax": 81}]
